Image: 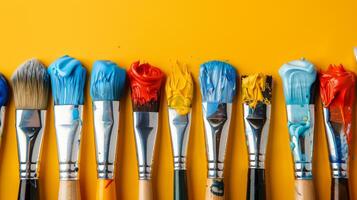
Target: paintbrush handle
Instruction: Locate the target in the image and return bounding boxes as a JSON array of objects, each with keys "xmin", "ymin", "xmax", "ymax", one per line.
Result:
[
  {"xmin": 294, "ymin": 179, "xmax": 315, "ymax": 200},
  {"xmin": 174, "ymin": 170, "xmax": 188, "ymax": 200},
  {"xmin": 331, "ymin": 178, "xmax": 349, "ymax": 200},
  {"xmin": 246, "ymin": 168, "xmax": 266, "ymax": 200},
  {"xmin": 58, "ymin": 180, "xmax": 81, "ymax": 200},
  {"xmin": 205, "ymin": 178, "xmax": 224, "ymax": 200},
  {"xmin": 18, "ymin": 179, "xmax": 40, "ymax": 200},
  {"xmin": 96, "ymin": 179, "xmax": 116, "ymax": 200},
  {"xmin": 139, "ymin": 179, "xmax": 153, "ymax": 200}
]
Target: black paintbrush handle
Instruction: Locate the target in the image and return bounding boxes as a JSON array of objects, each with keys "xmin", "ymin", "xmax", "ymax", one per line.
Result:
[
  {"xmin": 174, "ymin": 170, "xmax": 188, "ymax": 200},
  {"xmin": 18, "ymin": 179, "xmax": 40, "ymax": 200},
  {"xmin": 331, "ymin": 178, "xmax": 349, "ymax": 200},
  {"xmin": 246, "ymin": 168, "xmax": 266, "ymax": 200}
]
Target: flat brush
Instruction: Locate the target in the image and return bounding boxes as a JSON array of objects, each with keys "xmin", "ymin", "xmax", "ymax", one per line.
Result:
[
  {"xmin": 320, "ymin": 65, "xmax": 355, "ymax": 200},
  {"xmin": 90, "ymin": 60, "xmax": 126, "ymax": 200},
  {"xmin": 128, "ymin": 61, "xmax": 165, "ymax": 200},
  {"xmin": 165, "ymin": 62, "xmax": 193, "ymax": 200},
  {"xmin": 241, "ymin": 73, "xmax": 272, "ymax": 200},
  {"xmin": 279, "ymin": 58, "xmax": 317, "ymax": 200},
  {"xmin": 48, "ymin": 55, "xmax": 86, "ymax": 200},
  {"xmin": 199, "ymin": 60, "xmax": 237, "ymax": 200},
  {"xmin": 0, "ymin": 73, "xmax": 9, "ymax": 142},
  {"xmin": 11, "ymin": 59, "xmax": 50, "ymax": 200}
]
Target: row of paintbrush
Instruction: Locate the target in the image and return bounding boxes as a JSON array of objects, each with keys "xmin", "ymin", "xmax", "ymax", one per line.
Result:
[{"xmin": 0, "ymin": 54, "xmax": 355, "ymax": 200}]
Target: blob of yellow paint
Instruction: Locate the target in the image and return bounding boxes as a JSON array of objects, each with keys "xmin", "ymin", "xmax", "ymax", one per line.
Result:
[
  {"xmin": 242, "ymin": 73, "xmax": 271, "ymax": 108},
  {"xmin": 165, "ymin": 62, "xmax": 193, "ymax": 115}
]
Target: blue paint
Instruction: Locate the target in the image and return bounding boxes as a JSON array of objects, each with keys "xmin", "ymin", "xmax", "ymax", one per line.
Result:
[
  {"xmin": 0, "ymin": 74, "xmax": 9, "ymax": 107},
  {"xmin": 48, "ymin": 55, "xmax": 86, "ymax": 105},
  {"xmin": 199, "ymin": 60, "xmax": 237, "ymax": 103},
  {"xmin": 279, "ymin": 59, "xmax": 316, "ymax": 105},
  {"xmin": 90, "ymin": 60, "xmax": 126, "ymax": 101}
]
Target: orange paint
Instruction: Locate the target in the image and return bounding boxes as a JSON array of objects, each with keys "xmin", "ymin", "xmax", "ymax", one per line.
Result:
[{"xmin": 319, "ymin": 64, "xmax": 356, "ymax": 142}]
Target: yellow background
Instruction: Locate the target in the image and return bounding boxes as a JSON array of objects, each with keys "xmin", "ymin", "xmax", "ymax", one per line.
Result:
[{"xmin": 0, "ymin": 0, "xmax": 356, "ymax": 199}]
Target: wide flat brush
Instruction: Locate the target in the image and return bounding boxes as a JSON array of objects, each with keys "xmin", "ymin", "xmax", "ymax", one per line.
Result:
[
  {"xmin": 48, "ymin": 55, "xmax": 86, "ymax": 200},
  {"xmin": 11, "ymin": 59, "xmax": 50, "ymax": 200},
  {"xmin": 0, "ymin": 74, "xmax": 9, "ymax": 142},
  {"xmin": 320, "ymin": 65, "xmax": 355, "ymax": 200},
  {"xmin": 279, "ymin": 58, "xmax": 317, "ymax": 200},
  {"xmin": 241, "ymin": 74, "xmax": 272, "ymax": 200},
  {"xmin": 90, "ymin": 60, "xmax": 126, "ymax": 200},
  {"xmin": 199, "ymin": 60, "xmax": 237, "ymax": 200},
  {"xmin": 128, "ymin": 61, "xmax": 164, "ymax": 200},
  {"xmin": 165, "ymin": 62, "xmax": 193, "ymax": 200}
]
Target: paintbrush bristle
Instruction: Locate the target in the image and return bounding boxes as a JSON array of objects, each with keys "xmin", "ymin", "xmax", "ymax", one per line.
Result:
[
  {"xmin": 241, "ymin": 74, "xmax": 272, "ymax": 108},
  {"xmin": 90, "ymin": 60, "xmax": 126, "ymax": 101},
  {"xmin": 11, "ymin": 59, "xmax": 50, "ymax": 110},
  {"xmin": 48, "ymin": 55, "xmax": 86, "ymax": 105},
  {"xmin": 0, "ymin": 74, "xmax": 9, "ymax": 107}
]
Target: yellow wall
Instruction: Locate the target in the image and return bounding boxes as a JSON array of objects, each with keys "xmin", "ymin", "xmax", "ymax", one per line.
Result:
[{"xmin": 0, "ymin": 0, "xmax": 356, "ymax": 199}]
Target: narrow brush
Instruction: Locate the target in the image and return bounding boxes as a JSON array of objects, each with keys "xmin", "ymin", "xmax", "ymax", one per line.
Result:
[
  {"xmin": 320, "ymin": 65, "xmax": 355, "ymax": 200},
  {"xmin": 165, "ymin": 62, "xmax": 193, "ymax": 200},
  {"xmin": 48, "ymin": 55, "xmax": 86, "ymax": 200},
  {"xmin": 279, "ymin": 58, "xmax": 317, "ymax": 200},
  {"xmin": 0, "ymin": 73, "xmax": 9, "ymax": 141},
  {"xmin": 128, "ymin": 61, "xmax": 164, "ymax": 200},
  {"xmin": 11, "ymin": 58, "xmax": 50, "ymax": 200},
  {"xmin": 90, "ymin": 60, "xmax": 126, "ymax": 200},
  {"xmin": 241, "ymin": 73, "xmax": 272, "ymax": 200},
  {"xmin": 199, "ymin": 60, "xmax": 237, "ymax": 200}
]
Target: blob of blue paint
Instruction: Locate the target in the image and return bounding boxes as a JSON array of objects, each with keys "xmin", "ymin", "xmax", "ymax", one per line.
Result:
[
  {"xmin": 0, "ymin": 74, "xmax": 9, "ymax": 107},
  {"xmin": 48, "ymin": 55, "xmax": 86, "ymax": 105},
  {"xmin": 90, "ymin": 60, "xmax": 126, "ymax": 101}
]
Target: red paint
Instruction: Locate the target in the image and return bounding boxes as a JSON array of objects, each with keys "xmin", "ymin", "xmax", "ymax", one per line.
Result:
[
  {"xmin": 320, "ymin": 64, "xmax": 356, "ymax": 142},
  {"xmin": 128, "ymin": 61, "xmax": 165, "ymax": 105}
]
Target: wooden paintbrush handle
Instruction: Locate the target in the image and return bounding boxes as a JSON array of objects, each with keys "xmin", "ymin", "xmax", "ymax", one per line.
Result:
[
  {"xmin": 294, "ymin": 179, "xmax": 315, "ymax": 200},
  {"xmin": 18, "ymin": 179, "xmax": 40, "ymax": 200},
  {"xmin": 174, "ymin": 170, "xmax": 188, "ymax": 200},
  {"xmin": 139, "ymin": 179, "xmax": 153, "ymax": 200},
  {"xmin": 205, "ymin": 178, "xmax": 224, "ymax": 200},
  {"xmin": 58, "ymin": 180, "xmax": 81, "ymax": 200},
  {"xmin": 331, "ymin": 178, "xmax": 350, "ymax": 200},
  {"xmin": 96, "ymin": 179, "xmax": 116, "ymax": 200},
  {"xmin": 246, "ymin": 168, "xmax": 266, "ymax": 200}
]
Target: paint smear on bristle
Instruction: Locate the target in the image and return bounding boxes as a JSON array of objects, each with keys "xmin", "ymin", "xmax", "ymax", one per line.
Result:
[
  {"xmin": 128, "ymin": 61, "xmax": 165, "ymax": 112},
  {"xmin": 320, "ymin": 64, "xmax": 356, "ymax": 142},
  {"xmin": 90, "ymin": 60, "xmax": 126, "ymax": 101},
  {"xmin": 0, "ymin": 74, "xmax": 9, "ymax": 107},
  {"xmin": 279, "ymin": 59, "xmax": 317, "ymax": 105},
  {"xmin": 165, "ymin": 62, "xmax": 193, "ymax": 115},
  {"xmin": 199, "ymin": 61, "xmax": 237, "ymax": 103},
  {"xmin": 48, "ymin": 55, "xmax": 86, "ymax": 105},
  {"xmin": 241, "ymin": 73, "xmax": 272, "ymax": 108}
]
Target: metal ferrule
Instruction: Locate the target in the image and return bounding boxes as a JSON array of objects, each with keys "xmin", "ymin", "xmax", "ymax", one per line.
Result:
[
  {"xmin": 93, "ymin": 101, "xmax": 120, "ymax": 179},
  {"xmin": 16, "ymin": 110, "xmax": 46, "ymax": 179},
  {"xmin": 202, "ymin": 102, "xmax": 232, "ymax": 179},
  {"xmin": 286, "ymin": 104, "xmax": 315, "ymax": 179},
  {"xmin": 54, "ymin": 105, "xmax": 83, "ymax": 180},
  {"xmin": 168, "ymin": 108, "xmax": 191, "ymax": 170},
  {"xmin": 322, "ymin": 108, "xmax": 349, "ymax": 178},
  {"xmin": 243, "ymin": 104, "xmax": 271, "ymax": 169},
  {"xmin": 0, "ymin": 106, "xmax": 5, "ymax": 138},
  {"xmin": 133, "ymin": 112, "xmax": 159, "ymax": 180}
]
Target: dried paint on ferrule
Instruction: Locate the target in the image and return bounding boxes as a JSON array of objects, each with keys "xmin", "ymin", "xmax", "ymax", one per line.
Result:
[{"xmin": 0, "ymin": 106, "xmax": 5, "ymax": 138}]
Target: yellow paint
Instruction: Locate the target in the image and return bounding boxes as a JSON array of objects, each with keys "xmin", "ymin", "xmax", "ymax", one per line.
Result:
[
  {"xmin": 242, "ymin": 73, "xmax": 270, "ymax": 108},
  {"xmin": 96, "ymin": 179, "xmax": 116, "ymax": 200},
  {"xmin": 165, "ymin": 62, "xmax": 193, "ymax": 115},
  {"xmin": 0, "ymin": 0, "xmax": 356, "ymax": 200}
]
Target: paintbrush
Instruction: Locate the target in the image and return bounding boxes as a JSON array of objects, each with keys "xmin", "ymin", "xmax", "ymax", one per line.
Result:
[
  {"xmin": 90, "ymin": 60, "xmax": 126, "ymax": 200},
  {"xmin": 11, "ymin": 59, "xmax": 50, "ymax": 200},
  {"xmin": 320, "ymin": 65, "xmax": 355, "ymax": 200},
  {"xmin": 199, "ymin": 60, "xmax": 237, "ymax": 200},
  {"xmin": 241, "ymin": 73, "xmax": 272, "ymax": 200},
  {"xmin": 279, "ymin": 58, "xmax": 317, "ymax": 200},
  {"xmin": 128, "ymin": 61, "xmax": 165, "ymax": 200},
  {"xmin": 48, "ymin": 55, "xmax": 86, "ymax": 200},
  {"xmin": 0, "ymin": 73, "xmax": 9, "ymax": 142},
  {"xmin": 165, "ymin": 62, "xmax": 193, "ymax": 200}
]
